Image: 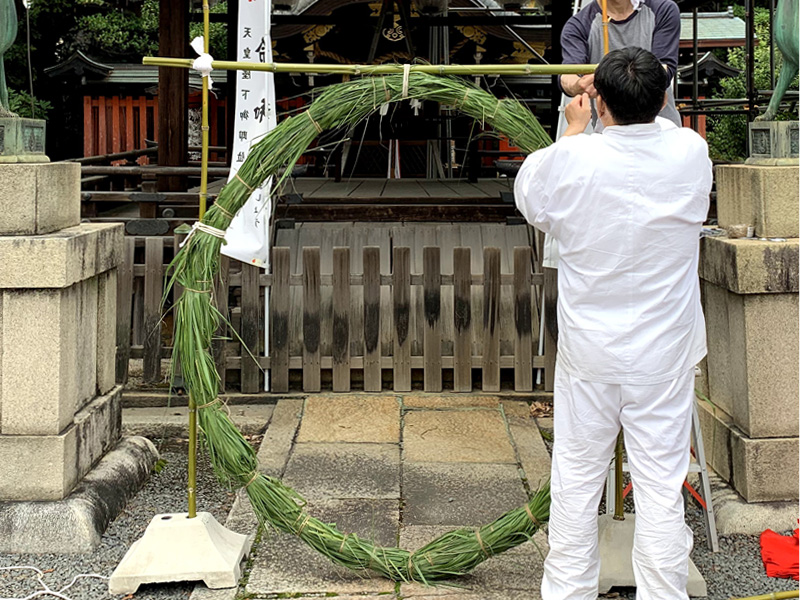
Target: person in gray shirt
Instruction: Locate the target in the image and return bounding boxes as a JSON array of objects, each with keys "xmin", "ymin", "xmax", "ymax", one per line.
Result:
[{"xmin": 559, "ymin": 0, "xmax": 682, "ymax": 127}]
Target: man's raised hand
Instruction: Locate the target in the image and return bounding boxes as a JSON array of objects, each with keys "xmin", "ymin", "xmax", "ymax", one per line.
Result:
[
  {"xmin": 576, "ymin": 74, "xmax": 597, "ymax": 98},
  {"xmin": 563, "ymin": 93, "xmax": 592, "ymax": 137}
]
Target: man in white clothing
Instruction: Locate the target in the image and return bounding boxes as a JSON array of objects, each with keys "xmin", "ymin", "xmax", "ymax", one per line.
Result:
[{"xmin": 514, "ymin": 47, "xmax": 712, "ymax": 599}]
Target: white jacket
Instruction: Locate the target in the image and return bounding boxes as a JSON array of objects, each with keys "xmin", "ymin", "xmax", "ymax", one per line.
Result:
[{"xmin": 515, "ymin": 121, "xmax": 713, "ymax": 384}]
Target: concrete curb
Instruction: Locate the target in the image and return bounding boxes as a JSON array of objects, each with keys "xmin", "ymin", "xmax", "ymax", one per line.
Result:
[{"xmin": 709, "ymin": 471, "xmax": 799, "ymax": 535}]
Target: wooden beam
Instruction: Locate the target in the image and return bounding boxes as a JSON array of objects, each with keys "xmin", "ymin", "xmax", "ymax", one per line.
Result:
[
  {"xmin": 158, "ymin": 0, "xmax": 189, "ymax": 192},
  {"xmin": 226, "ymin": 0, "xmax": 238, "ymax": 166}
]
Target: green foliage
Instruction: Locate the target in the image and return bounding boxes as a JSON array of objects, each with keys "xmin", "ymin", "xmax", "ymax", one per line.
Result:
[
  {"xmin": 4, "ymin": 0, "xmax": 228, "ymax": 106},
  {"xmin": 706, "ymin": 5, "xmax": 799, "ymax": 160},
  {"xmin": 73, "ymin": 0, "xmax": 227, "ymax": 60},
  {"xmin": 76, "ymin": 6, "xmax": 157, "ymax": 57},
  {"xmin": 7, "ymin": 89, "xmax": 52, "ymax": 120},
  {"xmin": 190, "ymin": 1, "xmax": 228, "ymax": 59}
]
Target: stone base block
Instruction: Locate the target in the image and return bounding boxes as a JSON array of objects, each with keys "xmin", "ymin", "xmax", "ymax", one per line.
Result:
[
  {"xmin": 0, "ymin": 386, "xmax": 122, "ymax": 501},
  {"xmin": 0, "ymin": 118, "xmax": 47, "ymax": 164},
  {"xmin": 702, "ymin": 280, "xmax": 799, "ymax": 438},
  {"xmin": 597, "ymin": 515, "xmax": 706, "ymax": 597},
  {"xmin": 0, "ymin": 162, "xmax": 78, "ymax": 236},
  {"xmin": 716, "ymin": 164, "xmax": 799, "ymax": 238},
  {"xmin": 0, "ymin": 223, "xmax": 122, "ymax": 289},
  {"xmin": 700, "ymin": 235, "xmax": 798, "ymax": 295},
  {"xmin": 109, "ymin": 512, "xmax": 253, "ymax": 595},
  {"xmin": 0, "ymin": 436, "xmax": 158, "ymax": 553},
  {"xmin": 697, "ymin": 401, "xmax": 798, "ymax": 503}
]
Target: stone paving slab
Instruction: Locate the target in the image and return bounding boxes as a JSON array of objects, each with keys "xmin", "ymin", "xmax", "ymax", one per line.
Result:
[
  {"xmin": 245, "ymin": 498, "xmax": 399, "ymax": 597},
  {"xmin": 505, "ymin": 414, "xmax": 552, "ymax": 492},
  {"xmin": 283, "ymin": 442, "xmax": 401, "ymax": 501},
  {"xmin": 500, "ymin": 400, "xmax": 532, "ymax": 419},
  {"xmin": 403, "ymin": 462, "xmax": 528, "ymax": 527},
  {"xmin": 399, "ymin": 525, "xmax": 547, "ymax": 599},
  {"xmin": 257, "ymin": 398, "xmax": 303, "ymax": 477},
  {"xmin": 404, "ymin": 395, "xmax": 501, "ymax": 409},
  {"xmin": 122, "ymin": 404, "xmax": 274, "ymax": 439},
  {"xmin": 223, "ymin": 493, "xmax": 260, "ymax": 535},
  {"xmin": 299, "ymin": 497, "xmax": 400, "ymax": 546},
  {"xmin": 298, "ymin": 395, "xmax": 401, "ymax": 443},
  {"xmin": 403, "ymin": 410, "xmax": 516, "ymax": 464},
  {"xmin": 188, "ymin": 584, "xmax": 237, "ymax": 600}
]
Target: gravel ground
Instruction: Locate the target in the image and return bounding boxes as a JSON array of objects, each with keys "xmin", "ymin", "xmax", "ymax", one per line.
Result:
[
  {"xmin": 0, "ymin": 441, "xmax": 236, "ymax": 600},
  {"xmin": 0, "ymin": 426, "xmax": 794, "ymax": 600},
  {"xmin": 539, "ymin": 425, "xmax": 798, "ymax": 600}
]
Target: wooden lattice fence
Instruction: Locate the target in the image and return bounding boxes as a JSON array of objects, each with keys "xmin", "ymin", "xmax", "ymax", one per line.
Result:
[{"xmin": 115, "ymin": 236, "xmax": 556, "ymax": 393}]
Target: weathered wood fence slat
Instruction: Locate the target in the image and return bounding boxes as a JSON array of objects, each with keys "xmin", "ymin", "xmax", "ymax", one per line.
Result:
[
  {"xmin": 115, "ymin": 242, "xmax": 556, "ymax": 392},
  {"xmin": 332, "ymin": 248, "xmax": 351, "ymax": 392}
]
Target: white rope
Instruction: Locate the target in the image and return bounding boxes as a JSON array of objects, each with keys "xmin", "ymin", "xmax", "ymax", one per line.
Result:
[
  {"xmin": 190, "ymin": 36, "xmax": 214, "ymax": 87},
  {"xmin": 0, "ymin": 566, "xmax": 108, "ymax": 600},
  {"xmin": 180, "ymin": 221, "xmax": 228, "ymax": 248},
  {"xmin": 401, "ymin": 64, "xmax": 411, "ymax": 99}
]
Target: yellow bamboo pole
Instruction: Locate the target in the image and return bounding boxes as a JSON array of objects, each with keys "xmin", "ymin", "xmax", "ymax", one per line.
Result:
[
  {"xmin": 199, "ymin": 5, "xmax": 210, "ymax": 219},
  {"xmin": 730, "ymin": 592, "xmax": 799, "ymax": 600},
  {"xmin": 601, "ymin": 0, "xmax": 610, "ymax": 55},
  {"xmin": 143, "ymin": 57, "xmax": 597, "ymax": 76},
  {"xmin": 186, "ymin": 0, "xmax": 211, "ymax": 523}
]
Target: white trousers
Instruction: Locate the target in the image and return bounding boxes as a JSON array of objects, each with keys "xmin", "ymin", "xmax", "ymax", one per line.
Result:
[{"xmin": 541, "ymin": 364, "xmax": 695, "ymax": 600}]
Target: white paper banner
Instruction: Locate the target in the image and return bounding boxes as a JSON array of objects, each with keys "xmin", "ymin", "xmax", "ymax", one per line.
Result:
[
  {"xmin": 222, "ymin": 0, "xmax": 277, "ymax": 268},
  {"xmin": 221, "ymin": 0, "xmax": 277, "ymax": 391}
]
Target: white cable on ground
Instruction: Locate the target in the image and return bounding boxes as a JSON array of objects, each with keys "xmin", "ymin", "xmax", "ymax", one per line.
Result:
[{"xmin": 0, "ymin": 566, "xmax": 108, "ymax": 600}]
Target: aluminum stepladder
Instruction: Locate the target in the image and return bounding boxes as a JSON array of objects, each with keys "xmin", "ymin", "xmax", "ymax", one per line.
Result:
[{"xmin": 605, "ymin": 399, "xmax": 720, "ymax": 552}]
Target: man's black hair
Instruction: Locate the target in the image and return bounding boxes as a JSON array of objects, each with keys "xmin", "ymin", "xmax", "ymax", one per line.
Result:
[{"xmin": 593, "ymin": 47, "xmax": 669, "ymax": 125}]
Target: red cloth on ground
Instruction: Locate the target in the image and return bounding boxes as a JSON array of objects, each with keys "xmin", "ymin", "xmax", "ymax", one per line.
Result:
[{"xmin": 760, "ymin": 528, "xmax": 799, "ymax": 581}]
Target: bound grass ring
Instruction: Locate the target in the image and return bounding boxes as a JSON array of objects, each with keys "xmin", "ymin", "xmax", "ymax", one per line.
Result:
[{"xmin": 167, "ymin": 71, "xmax": 552, "ymax": 584}]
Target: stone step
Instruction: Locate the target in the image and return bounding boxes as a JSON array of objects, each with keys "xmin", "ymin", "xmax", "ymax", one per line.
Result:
[{"xmin": 121, "ymin": 404, "xmax": 275, "ymax": 439}]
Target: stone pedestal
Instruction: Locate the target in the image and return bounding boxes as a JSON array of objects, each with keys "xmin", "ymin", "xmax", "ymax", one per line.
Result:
[
  {"xmin": 0, "ymin": 162, "xmax": 157, "ymax": 552},
  {"xmin": 748, "ymin": 120, "xmax": 799, "ymax": 163},
  {"xmin": 699, "ymin": 234, "xmax": 799, "ymax": 503},
  {"xmin": 716, "ymin": 164, "xmax": 799, "ymax": 238},
  {"xmin": 0, "ymin": 162, "xmax": 78, "ymax": 235},
  {"xmin": 0, "ymin": 118, "xmax": 48, "ymax": 163}
]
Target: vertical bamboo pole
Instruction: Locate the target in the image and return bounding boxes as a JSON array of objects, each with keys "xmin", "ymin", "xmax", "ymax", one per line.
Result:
[
  {"xmin": 199, "ymin": 3, "xmax": 211, "ymax": 219},
  {"xmin": 613, "ymin": 432, "xmax": 624, "ymax": 520},
  {"xmin": 601, "ymin": 0, "xmax": 620, "ymax": 521},
  {"xmin": 187, "ymin": 0, "xmax": 211, "ymax": 522}
]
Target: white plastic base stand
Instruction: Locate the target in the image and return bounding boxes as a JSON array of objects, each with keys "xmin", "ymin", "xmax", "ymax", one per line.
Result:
[
  {"xmin": 597, "ymin": 514, "xmax": 707, "ymax": 597},
  {"xmin": 108, "ymin": 512, "xmax": 253, "ymax": 595}
]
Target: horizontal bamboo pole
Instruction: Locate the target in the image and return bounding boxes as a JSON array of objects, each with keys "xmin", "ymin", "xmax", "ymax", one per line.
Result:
[
  {"xmin": 143, "ymin": 56, "xmax": 597, "ymax": 76},
  {"xmin": 731, "ymin": 592, "xmax": 799, "ymax": 600}
]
